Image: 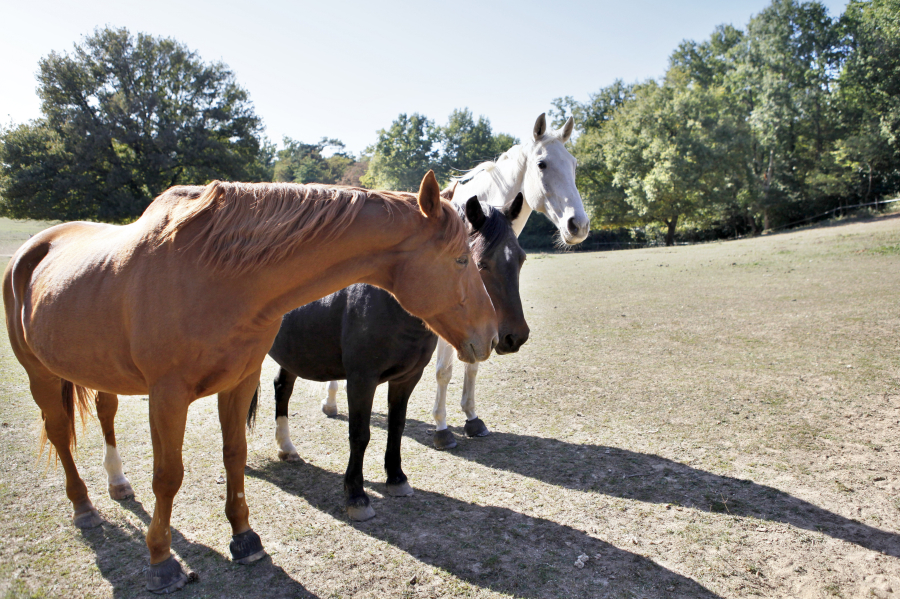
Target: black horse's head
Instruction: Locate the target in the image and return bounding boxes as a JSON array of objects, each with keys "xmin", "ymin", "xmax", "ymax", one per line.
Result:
[{"xmin": 459, "ymin": 194, "xmax": 529, "ymax": 355}]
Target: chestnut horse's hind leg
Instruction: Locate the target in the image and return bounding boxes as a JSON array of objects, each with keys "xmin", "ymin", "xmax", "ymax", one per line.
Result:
[
  {"xmin": 29, "ymin": 372, "xmax": 102, "ymax": 528},
  {"xmin": 96, "ymin": 392, "xmax": 135, "ymax": 500},
  {"xmin": 218, "ymin": 370, "xmax": 266, "ymax": 565},
  {"xmin": 384, "ymin": 378, "xmax": 417, "ymax": 498},
  {"xmin": 273, "ymin": 368, "xmax": 301, "ymax": 462},
  {"xmin": 145, "ymin": 384, "xmax": 190, "ymax": 593}
]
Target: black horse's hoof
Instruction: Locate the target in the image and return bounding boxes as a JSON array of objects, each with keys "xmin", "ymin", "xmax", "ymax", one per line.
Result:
[
  {"xmin": 147, "ymin": 555, "xmax": 189, "ymax": 594},
  {"xmin": 433, "ymin": 428, "xmax": 457, "ymax": 450},
  {"xmin": 464, "ymin": 418, "xmax": 491, "ymax": 438},
  {"xmin": 230, "ymin": 529, "xmax": 266, "ymax": 564}
]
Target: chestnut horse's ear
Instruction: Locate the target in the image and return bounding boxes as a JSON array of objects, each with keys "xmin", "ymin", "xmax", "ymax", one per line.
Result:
[
  {"xmin": 417, "ymin": 170, "xmax": 443, "ymax": 221},
  {"xmin": 440, "ymin": 181, "xmax": 458, "ymax": 200},
  {"xmin": 502, "ymin": 192, "xmax": 524, "ymax": 222},
  {"xmin": 533, "ymin": 113, "xmax": 547, "ymax": 140},
  {"xmin": 465, "ymin": 196, "xmax": 487, "ymax": 231}
]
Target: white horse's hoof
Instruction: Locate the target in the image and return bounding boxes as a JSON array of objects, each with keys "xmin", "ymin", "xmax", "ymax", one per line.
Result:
[
  {"xmin": 386, "ymin": 481, "xmax": 414, "ymax": 497},
  {"xmin": 321, "ymin": 401, "xmax": 338, "ymax": 418},
  {"xmin": 73, "ymin": 508, "xmax": 103, "ymax": 529},
  {"xmin": 278, "ymin": 450, "xmax": 302, "ymax": 462},
  {"xmin": 347, "ymin": 504, "xmax": 376, "ymax": 522},
  {"xmin": 433, "ymin": 429, "xmax": 457, "ymax": 450},
  {"xmin": 109, "ymin": 482, "xmax": 134, "ymax": 500}
]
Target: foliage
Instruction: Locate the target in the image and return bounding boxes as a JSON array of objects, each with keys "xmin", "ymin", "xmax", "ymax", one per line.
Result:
[
  {"xmin": 554, "ymin": 0, "xmax": 900, "ymax": 242},
  {"xmin": 0, "ymin": 27, "xmax": 267, "ymax": 222},
  {"xmin": 362, "ymin": 109, "xmax": 518, "ymax": 191},
  {"xmin": 272, "ymin": 137, "xmax": 364, "ymax": 186}
]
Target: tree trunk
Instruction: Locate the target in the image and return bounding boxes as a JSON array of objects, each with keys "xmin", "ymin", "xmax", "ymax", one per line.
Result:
[{"xmin": 664, "ymin": 215, "xmax": 678, "ymax": 247}]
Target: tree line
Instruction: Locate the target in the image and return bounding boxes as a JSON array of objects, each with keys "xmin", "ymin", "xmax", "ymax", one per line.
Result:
[
  {"xmin": 2, "ymin": 0, "xmax": 898, "ymax": 246},
  {"xmin": 552, "ymin": 0, "xmax": 899, "ymax": 244}
]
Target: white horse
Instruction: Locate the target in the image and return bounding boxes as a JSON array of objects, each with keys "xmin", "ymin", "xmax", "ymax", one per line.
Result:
[{"xmin": 320, "ymin": 113, "xmax": 588, "ymax": 449}]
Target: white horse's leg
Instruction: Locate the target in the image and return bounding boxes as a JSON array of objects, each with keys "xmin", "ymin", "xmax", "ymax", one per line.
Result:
[
  {"xmin": 275, "ymin": 416, "xmax": 301, "ymax": 462},
  {"xmin": 322, "ymin": 381, "xmax": 339, "ymax": 417},
  {"xmin": 432, "ymin": 338, "xmax": 457, "ymax": 449},
  {"xmin": 461, "ymin": 362, "xmax": 490, "ymax": 437}
]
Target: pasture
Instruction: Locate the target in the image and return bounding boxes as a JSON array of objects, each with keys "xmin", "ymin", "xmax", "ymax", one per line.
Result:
[{"xmin": 1, "ymin": 213, "xmax": 898, "ymax": 598}]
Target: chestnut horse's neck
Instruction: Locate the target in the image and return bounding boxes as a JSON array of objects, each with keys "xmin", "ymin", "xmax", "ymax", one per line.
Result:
[{"xmin": 246, "ymin": 196, "xmax": 430, "ymax": 328}]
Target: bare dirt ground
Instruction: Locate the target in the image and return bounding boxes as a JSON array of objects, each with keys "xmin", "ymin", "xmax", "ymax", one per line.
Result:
[{"xmin": 1, "ymin": 212, "xmax": 898, "ymax": 599}]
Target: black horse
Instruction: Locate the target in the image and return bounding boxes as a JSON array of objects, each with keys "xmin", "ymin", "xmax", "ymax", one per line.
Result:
[{"xmin": 253, "ymin": 194, "xmax": 528, "ymax": 521}]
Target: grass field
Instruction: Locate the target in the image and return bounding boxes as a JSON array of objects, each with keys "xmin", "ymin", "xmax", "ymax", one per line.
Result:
[{"xmin": 0, "ymin": 213, "xmax": 898, "ymax": 598}]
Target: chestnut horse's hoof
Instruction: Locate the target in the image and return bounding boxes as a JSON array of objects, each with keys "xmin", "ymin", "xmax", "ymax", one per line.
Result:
[
  {"xmin": 230, "ymin": 529, "xmax": 266, "ymax": 564},
  {"xmin": 321, "ymin": 400, "xmax": 338, "ymax": 418},
  {"xmin": 464, "ymin": 418, "xmax": 491, "ymax": 438},
  {"xmin": 73, "ymin": 508, "xmax": 103, "ymax": 529},
  {"xmin": 277, "ymin": 450, "xmax": 303, "ymax": 462},
  {"xmin": 109, "ymin": 482, "xmax": 134, "ymax": 500},
  {"xmin": 386, "ymin": 481, "xmax": 414, "ymax": 497},
  {"xmin": 432, "ymin": 429, "xmax": 457, "ymax": 450},
  {"xmin": 147, "ymin": 555, "xmax": 188, "ymax": 594}
]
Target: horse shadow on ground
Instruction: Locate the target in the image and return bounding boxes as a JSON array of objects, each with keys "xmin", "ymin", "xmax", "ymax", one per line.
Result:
[
  {"xmin": 247, "ymin": 460, "xmax": 724, "ymax": 599},
  {"xmin": 76, "ymin": 497, "xmax": 317, "ymax": 599},
  {"xmin": 386, "ymin": 416, "xmax": 900, "ymax": 559}
]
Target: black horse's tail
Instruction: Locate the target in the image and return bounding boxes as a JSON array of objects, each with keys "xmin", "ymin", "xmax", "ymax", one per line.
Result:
[{"xmin": 246, "ymin": 384, "xmax": 260, "ymax": 431}]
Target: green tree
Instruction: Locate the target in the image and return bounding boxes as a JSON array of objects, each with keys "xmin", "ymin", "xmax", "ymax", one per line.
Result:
[
  {"xmin": 272, "ymin": 137, "xmax": 358, "ymax": 185},
  {"xmin": 601, "ymin": 75, "xmax": 743, "ymax": 246},
  {"xmin": 438, "ymin": 108, "xmax": 518, "ymax": 180},
  {"xmin": 0, "ymin": 27, "xmax": 266, "ymax": 221},
  {"xmin": 361, "ymin": 113, "xmax": 439, "ymax": 191}
]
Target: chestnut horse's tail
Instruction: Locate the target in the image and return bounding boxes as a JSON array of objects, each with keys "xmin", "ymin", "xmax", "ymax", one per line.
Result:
[
  {"xmin": 38, "ymin": 381, "xmax": 96, "ymax": 462},
  {"xmin": 246, "ymin": 384, "xmax": 260, "ymax": 432}
]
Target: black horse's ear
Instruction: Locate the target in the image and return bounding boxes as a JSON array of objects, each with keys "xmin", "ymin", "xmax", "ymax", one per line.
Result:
[
  {"xmin": 503, "ymin": 192, "xmax": 524, "ymax": 222},
  {"xmin": 465, "ymin": 196, "xmax": 487, "ymax": 231}
]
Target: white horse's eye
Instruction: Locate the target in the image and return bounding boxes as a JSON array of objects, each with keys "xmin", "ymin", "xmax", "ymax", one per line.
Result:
[{"xmin": 538, "ymin": 160, "xmax": 547, "ymax": 170}]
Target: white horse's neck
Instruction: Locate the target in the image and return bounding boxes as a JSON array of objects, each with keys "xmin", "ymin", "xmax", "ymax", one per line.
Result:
[{"xmin": 453, "ymin": 144, "xmax": 533, "ymax": 237}]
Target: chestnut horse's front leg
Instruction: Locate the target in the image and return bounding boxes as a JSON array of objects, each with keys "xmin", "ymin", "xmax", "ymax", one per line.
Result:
[
  {"xmin": 218, "ymin": 369, "xmax": 266, "ymax": 565},
  {"xmin": 145, "ymin": 383, "xmax": 190, "ymax": 594}
]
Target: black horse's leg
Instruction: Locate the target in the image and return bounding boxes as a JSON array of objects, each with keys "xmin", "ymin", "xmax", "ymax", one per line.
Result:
[
  {"xmin": 385, "ymin": 378, "xmax": 416, "ymax": 497},
  {"xmin": 273, "ymin": 368, "xmax": 301, "ymax": 462},
  {"xmin": 345, "ymin": 374, "xmax": 378, "ymax": 521}
]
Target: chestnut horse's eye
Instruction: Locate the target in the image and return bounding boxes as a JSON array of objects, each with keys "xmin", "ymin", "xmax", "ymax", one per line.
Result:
[
  {"xmin": 456, "ymin": 256, "xmax": 469, "ymax": 266},
  {"xmin": 537, "ymin": 160, "xmax": 547, "ymax": 170}
]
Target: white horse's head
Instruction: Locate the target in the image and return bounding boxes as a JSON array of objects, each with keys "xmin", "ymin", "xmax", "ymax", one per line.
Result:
[{"xmin": 521, "ymin": 113, "xmax": 590, "ymax": 245}]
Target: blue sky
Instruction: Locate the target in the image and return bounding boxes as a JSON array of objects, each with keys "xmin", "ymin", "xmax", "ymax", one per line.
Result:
[{"xmin": 1, "ymin": 0, "xmax": 848, "ymax": 155}]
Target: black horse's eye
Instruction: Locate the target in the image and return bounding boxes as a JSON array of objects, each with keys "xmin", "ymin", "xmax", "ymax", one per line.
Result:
[
  {"xmin": 477, "ymin": 261, "xmax": 488, "ymax": 270},
  {"xmin": 456, "ymin": 256, "xmax": 469, "ymax": 266},
  {"xmin": 537, "ymin": 160, "xmax": 547, "ymax": 170}
]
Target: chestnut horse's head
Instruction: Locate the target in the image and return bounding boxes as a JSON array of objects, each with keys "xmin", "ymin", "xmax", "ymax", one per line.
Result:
[{"xmin": 390, "ymin": 171, "xmax": 498, "ymax": 363}]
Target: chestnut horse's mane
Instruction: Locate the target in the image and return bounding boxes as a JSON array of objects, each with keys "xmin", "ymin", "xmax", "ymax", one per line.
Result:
[{"xmin": 156, "ymin": 181, "xmax": 468, "ymax": 275}]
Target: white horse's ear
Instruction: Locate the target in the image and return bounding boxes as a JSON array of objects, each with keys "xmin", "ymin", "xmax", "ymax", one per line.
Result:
[
  {"xmin": 533, "ymin": 113, "xmax": 547, "ymax": 140},
  {"xmin": 558, "ymin": 116, "xmax": 575, "ymax": 142},
  {"xmin": 440, "ymin": 181, "xmax": 458, "ymax": 200}
]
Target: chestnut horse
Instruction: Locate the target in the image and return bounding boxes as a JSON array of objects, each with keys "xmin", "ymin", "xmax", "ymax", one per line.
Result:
[{"xmin": 2, "ymin": 171, "xmax": 497, "ymax": 593}]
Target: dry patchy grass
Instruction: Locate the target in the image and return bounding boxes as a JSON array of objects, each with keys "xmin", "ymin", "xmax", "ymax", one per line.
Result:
[{"xmin": 1, "ymin": 213, "xmax": 899, "ymax": 598}]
